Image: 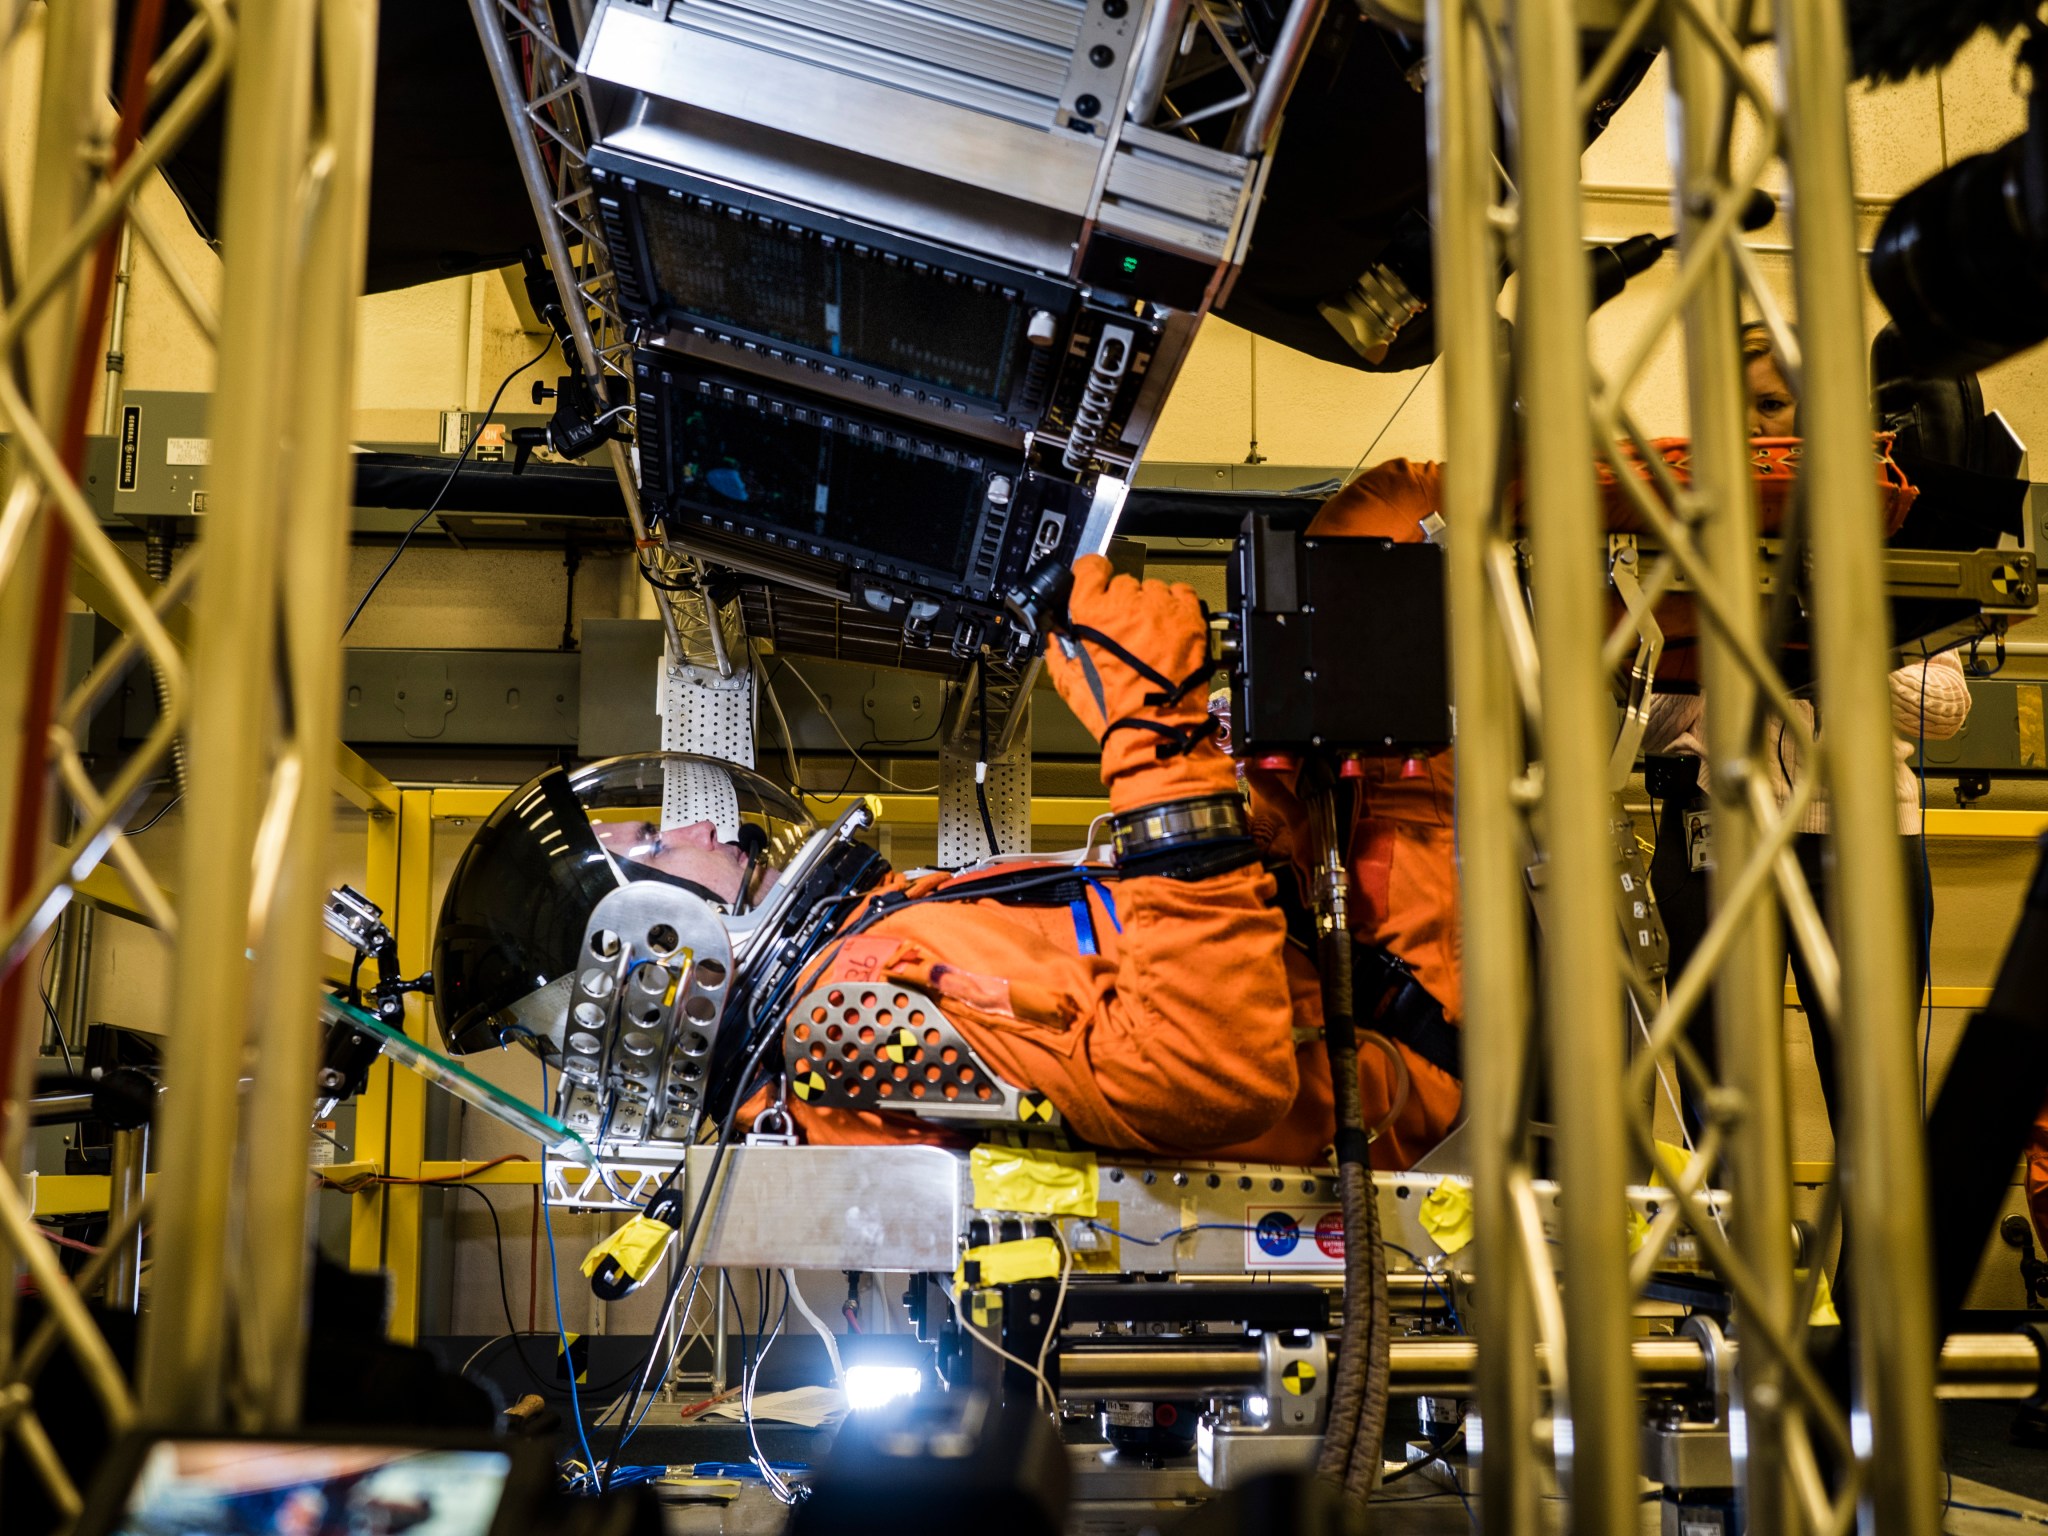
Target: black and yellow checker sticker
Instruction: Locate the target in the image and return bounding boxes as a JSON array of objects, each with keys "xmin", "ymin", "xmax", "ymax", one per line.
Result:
[
  {"xmin": 791, "ymin": 1068, "xmax": 828, "ymax": 1102},
  {"xmin": 881, "ymin": 1027, "xmax": 920, "ymax": 1064},
  {"xmin": 557, "ymin": 1333, "xmax": 589, "ymax": 1385},
  {"xmin": 1018, "ymin": 1091, "xmax": 1056, "ymax": 1124},
  {"xmin": 1281, "ymin": 1360, "xmax": 1318, "ymax": 1396}
]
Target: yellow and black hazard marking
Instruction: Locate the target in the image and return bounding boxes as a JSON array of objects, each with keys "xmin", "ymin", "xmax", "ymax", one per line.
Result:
[
  {"xmin": 1018, "ymin": 1091, "xmax": 1056, "ymax": 1124},
  {"xmin": 881, "ymin": 1026, "xmax": 920, "ymax": 1064},
  {"xmin": 791, "ymin": 1067, "xmax": 829, "ymax": 1102},
  {"xmin": 1281, "ymin": 1359, "xmax": 1318, "ymax": 1396},
  {"xmin": 557, "ymin": 1332, "xmax": 589, "ymax": 1385}
]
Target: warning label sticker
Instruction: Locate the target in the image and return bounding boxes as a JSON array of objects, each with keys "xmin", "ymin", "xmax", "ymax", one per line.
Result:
[{"xmin": 1244, "ymin": 1205, "xmax": 1343, "ymax": 1269}]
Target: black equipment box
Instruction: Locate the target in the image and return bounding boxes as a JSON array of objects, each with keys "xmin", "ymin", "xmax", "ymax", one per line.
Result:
[{"xmin": 1228, "ymin": 521, "xmax": 1452, "ymax": 755}]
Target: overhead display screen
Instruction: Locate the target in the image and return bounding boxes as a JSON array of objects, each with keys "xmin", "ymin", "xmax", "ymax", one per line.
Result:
[
  {"xmin": 642, "ymin": 196, "xmax": 1024, "ymax": 405},
  {"xmin": 665, "ymin": 383, "xmax": 988, "ymax": 582}
]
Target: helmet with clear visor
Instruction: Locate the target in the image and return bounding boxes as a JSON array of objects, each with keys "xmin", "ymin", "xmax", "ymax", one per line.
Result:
[{"xmin": 432, "ymin": 754, "xmax": 813, "ymax": 1058}]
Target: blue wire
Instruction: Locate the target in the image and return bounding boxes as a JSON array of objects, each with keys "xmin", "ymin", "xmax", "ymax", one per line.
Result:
[
  {"xmin": 540, "ymin": 1057, "xmax": 603, "ymax": 1493},
  {"xmin": 1946, "ymin": 1499, "xmax": 2048, "ymax": 1526},
  {"xmin": 1445, "ymin": 1462, "xmax": 1479, "ymax": 1531},
  {"xmin": 1081, "ymin": 1219, "xmax": 1262, "ymax": 1245},
  {"xmin": 1918, "ymin": 643, "xmax": 1935, "ymax": 1119}
]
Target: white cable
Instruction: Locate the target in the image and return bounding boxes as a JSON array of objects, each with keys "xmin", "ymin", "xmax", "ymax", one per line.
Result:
[
  {"xmin": 783, "ymin": 1268, "xmax": 846, "ymax": 1386},
  {"xmin": 776, "ymin": 660, "xmax": 938, "ymax": 793},
  {"xmin": 1033, "ymin": 1232, "xmax": 1073, "ymax": 1398}
]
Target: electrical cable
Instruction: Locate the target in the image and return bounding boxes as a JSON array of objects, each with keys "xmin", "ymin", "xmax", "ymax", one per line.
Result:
[
  {"xmin": 1348, "ymin": 360, "xmax": 1436, "ymax": 483},
  {"xmin": 1032, "ymin": 1229, "xmax": 1072, "ymax": 1405},
  {"xmin": 343, "ymin": 334, "xmax": 555, "ymax": 636},
  {"xmin": 783, "ymin": 1268, "xmax": 845, "ymax": 1385},
  {"xmin": 538, "ymin": 1058, "xmax": 603, "ymax": 1491},
  {"xmin": 1917, "ymin": 641, "xmax": 1937, "ymax": 1118},
  {"xmin": 976, "ymin": 691, "xmax": 1001, "ymax": 858},
  {"xmin": 37, "ymin": 942, "xmax": 74, "ymax": 1074},
  {"xmin": 444, "ymin": 1182, "xmax": 561, "ymax": 1397},
  {"xmin": 120, "ymin": 791, "xmax": 182, "ymax": 836},
  {"xmin": 773, "ymin": 659, "xmax": 937, "ymax": 792}
]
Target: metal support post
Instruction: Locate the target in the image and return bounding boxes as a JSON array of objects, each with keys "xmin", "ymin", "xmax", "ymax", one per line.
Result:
[
  {"xmin": 1776, "ymin": 0, "xmax": 1943, "ymax": 1525},
  {"xmin": 104, "ymin": 1125, "xmax": 147, "ymax": 1313},
  {"xmin": 232, "ymin": 0, "xmax": 380, "ymax": 1428},
  {"xmin": 383, "ymin": 790, "xmax": 437, "ymax": 1343},
  {"xmin": 939, "ymin": 696, "xmax": 1032, "ymax": 867},
  {"xmin": 140, "ymin": 0, "xmax": 321, "ymax": 1433},
  {"xmin": 1666, "ymin": 11, "xmax": 1798, "ymax": 1529},
  {"xmin": 1508, "ymin": 0, "xmax": 1641, "ymax": 1523},
  {"xmin": 1424, "ymin": 0, "xmax": 1540, "ymax": 1523}
]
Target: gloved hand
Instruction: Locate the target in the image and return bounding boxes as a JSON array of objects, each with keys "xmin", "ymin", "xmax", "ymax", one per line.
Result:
[{"xmin": 1044, "ymin": 555, "xmax": 1238, "ymax": 813}]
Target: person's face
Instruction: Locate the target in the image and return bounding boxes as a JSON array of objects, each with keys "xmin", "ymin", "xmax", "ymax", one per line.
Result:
[
  {"xmin": 595, "ymin": 819, "xmax": 753, "ymax": 905},
  {"xmin": 1746, "ymin": 351, "xmax": 1798, "ymax": 437}
]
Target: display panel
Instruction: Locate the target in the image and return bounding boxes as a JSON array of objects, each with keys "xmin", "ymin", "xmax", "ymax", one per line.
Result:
[
  {"xmin": 666, "ymin": 379, "xmax": 988, "ymax": 581},
  {"xmin": 110, "ymin": 1441, "xmax": 511, "ymax": 1536},
  {"xmin": 642, "ymin": 196, "xmax": 1025, "ymax": 405}
]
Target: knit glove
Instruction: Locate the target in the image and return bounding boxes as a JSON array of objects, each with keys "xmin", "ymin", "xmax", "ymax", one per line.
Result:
[{"xmin": 1044, "ymin": 555, "xmax": 1237, "ymax": 814}]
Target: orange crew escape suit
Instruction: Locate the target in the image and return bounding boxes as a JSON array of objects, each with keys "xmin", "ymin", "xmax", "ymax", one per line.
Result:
[{"xmin": 789, "ymin": 462, "xmax": 1466, "ymax": 1170}]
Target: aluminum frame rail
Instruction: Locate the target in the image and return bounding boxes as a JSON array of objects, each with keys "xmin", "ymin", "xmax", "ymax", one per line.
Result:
[
  {"xmin": 0, "ymin": 0, "xmax": 237, "ymax": 1513},
  {"xmin": 1426, "ymin": 0, "xmax": 1940, "ymax": 1529},
  {"xmin": 0, "ymin": 0, "xmax": 383, "ymax": 1464},
  {"xmin": 465, "ymin": 0, "xmax": 696, "ymax": 664},
  {"xmin": 131, "ymin": 0, "xmax": 384, "ymax": 1433}
]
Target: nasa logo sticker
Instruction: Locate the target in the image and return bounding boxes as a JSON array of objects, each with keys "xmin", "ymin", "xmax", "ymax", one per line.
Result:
[
  {"xmin": 1254, "ymin": 1211, "xmax": 1300, "ymax": 1257},
  {"xmin": 1245, "ymin": 1206, "xmax": 1342, "ymax": 1268}
]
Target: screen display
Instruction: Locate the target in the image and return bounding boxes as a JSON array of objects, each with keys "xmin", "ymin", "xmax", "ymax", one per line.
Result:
[
  {"xmin": 666, "ymin": 384, "xmax": 988, "ymax": 581},
  {"xmin": 112, "ymin": 1441, "xmax": 511, "ymax": 1536},
  {"xmin": 643, "ymin": 197, "xmax": 1023, "ymax": 405}
]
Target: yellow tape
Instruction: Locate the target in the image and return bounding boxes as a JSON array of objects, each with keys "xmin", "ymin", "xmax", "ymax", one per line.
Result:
[
  {"xmin": 1418, "ymin": 1180, "xmax": 1475, "ymax": 1256},
  {"xmin": 579, "ymin": 1214, "xmax": 677, "ymax": 1282},
  {"xmin": 1626, "ymin": 1208, "xmax": 1652, "ymax": 1255},
  {"xmin": 1796, "ymin": 1267, "xmax": 1842, "ymax": 1327},
  {"xmin": 969, "ymin": 1144, "xmax": 1098, "ymax": 1217},
  {"xmin": 955, "ymin": 1236, "xmax": 1062, "ymax": 1289},
  {"xmin": 1650, "ymin": 1139, "xmax": 1694, "ymax": 1189}
]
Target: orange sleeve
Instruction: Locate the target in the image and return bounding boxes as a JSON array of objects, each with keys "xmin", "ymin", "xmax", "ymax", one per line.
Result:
[
  {"xmin": 1308, "ymin": 459, "xmax": 1444, "ymax": 543},
  {"xmin": 800, "ymin": 864, "xmax": 1299, "ymax": 1156}
]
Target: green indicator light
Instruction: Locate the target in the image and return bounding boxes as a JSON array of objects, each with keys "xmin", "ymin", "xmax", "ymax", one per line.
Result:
[{"xmin": 1120, "ymin": 255, "xmax": 1140, "ymax": 275}]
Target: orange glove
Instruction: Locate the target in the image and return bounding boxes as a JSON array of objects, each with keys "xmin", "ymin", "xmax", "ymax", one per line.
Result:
[{"xmin": 1044, "ymin": 555, "xmax": 1238, "ymax": 814}]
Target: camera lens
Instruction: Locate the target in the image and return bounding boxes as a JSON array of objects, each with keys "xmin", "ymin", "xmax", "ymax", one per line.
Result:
[{"xmin": 1870, "ymin": 141, "xmax": 2048, "ymax": 376}]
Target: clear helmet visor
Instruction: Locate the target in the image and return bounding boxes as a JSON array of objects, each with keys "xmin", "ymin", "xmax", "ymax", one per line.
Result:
[{"xmin": 431, "ymin": 753, "xmax": 812, "ymax": 1054}]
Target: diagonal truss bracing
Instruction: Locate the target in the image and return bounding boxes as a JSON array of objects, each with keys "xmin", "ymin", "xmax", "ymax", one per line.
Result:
[{"xmin": 1427, "ymin": 0, "xmax": 1942, "ymax": 1528}]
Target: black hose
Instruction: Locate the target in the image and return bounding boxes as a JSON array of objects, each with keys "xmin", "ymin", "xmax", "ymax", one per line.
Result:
[{"xmin": 1314, "ymin": 929, "xmax": 1371, "ymax": 1493}]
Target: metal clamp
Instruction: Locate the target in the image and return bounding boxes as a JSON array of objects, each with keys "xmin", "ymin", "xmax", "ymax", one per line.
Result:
[{"xmin": 1111, "ymin": 793, "xmax": 1249, "ymax": 865}]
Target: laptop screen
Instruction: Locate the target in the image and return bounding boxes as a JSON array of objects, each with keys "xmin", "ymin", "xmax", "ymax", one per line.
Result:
[{"xmin": 110, "ymin": 1440, "xmax": 513, "ymax": 1536}]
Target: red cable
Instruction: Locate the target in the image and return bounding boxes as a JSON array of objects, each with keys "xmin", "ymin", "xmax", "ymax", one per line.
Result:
[{"xmin": 0, "ymin": 0, "xmax": 166, "ymax": 1120}]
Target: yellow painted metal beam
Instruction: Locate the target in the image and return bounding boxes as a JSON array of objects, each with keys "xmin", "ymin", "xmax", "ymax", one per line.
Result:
[
  {"xmin": 1783, "ymin": 984, "xmax": 1990, "ymax": 1009},
  {"xmin": 1923, "ymin": 809, "xmax": 2048, "ymax": 841},
  {"xmin": 383, "ymin": 789, "xmax": 436, "ymax": 1342},
  {"xmin": 349, "ymin": 802, "xmax": 400, "ymax": 1274},
  {"xmin": 31, "ymin": 1173, "xmax": 115, "ymax": 1217}
]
